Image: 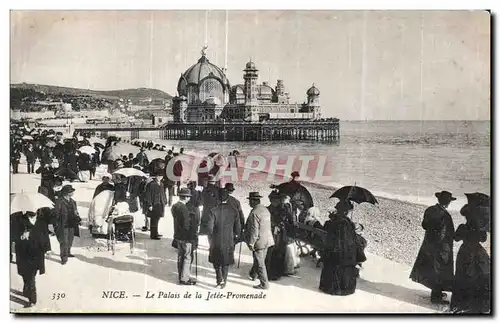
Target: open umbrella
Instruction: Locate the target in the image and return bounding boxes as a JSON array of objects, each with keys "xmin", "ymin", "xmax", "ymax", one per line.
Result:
[
  {"xmin": 113, "ymin": 168, "xmax": 147, "ymax": 178},
  {"xmin": 22, "ymin": 135, "xmax": 33, "ymax": 140},
  {"xmin": 274, "ymin": 182, "xmax": 314, "ymax": 209},
  {"xmin": 11, "ymin": 192, "xmax": 54, "ymax": 214},
  {"xmin": 78, "ymin": 146, "xmax": 96, "ymax": 155},
  {"xmin": 330, "ymin": 185, "xmax": 378, "ymax": 205}
]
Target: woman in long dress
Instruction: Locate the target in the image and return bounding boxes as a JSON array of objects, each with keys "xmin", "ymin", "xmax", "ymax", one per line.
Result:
[
  {"xmin": 450, "ymin": 205, "xmax": 491, "ymax": 314},
  {"xmin": 266, "ymin": 191, "xmax": 296, "ymax": 280},
  {"xmin": 319, "ymin": 200, "xmax": 359, "ymax": 296}
]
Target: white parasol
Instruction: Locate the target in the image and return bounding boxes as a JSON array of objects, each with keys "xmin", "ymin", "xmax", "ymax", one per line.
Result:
[
  {"xmin": 78, "ymin": 146, "xmax": 96, "ymax": 155},
  {"xmin": 113, "ymin": 167, "xmax": 147, "ymax": 178},
  {"xmin": 22, "ymin": 135, "xmax": 33, "ymax": 140},
  {"xmin": 11, "ymin": 192, "xmax": 54, "ymax": 214}
]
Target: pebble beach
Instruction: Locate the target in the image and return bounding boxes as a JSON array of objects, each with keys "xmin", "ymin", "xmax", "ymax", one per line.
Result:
[{"xmin": 110, "ymin": 140, "xmax": 490, "ymax": 266}]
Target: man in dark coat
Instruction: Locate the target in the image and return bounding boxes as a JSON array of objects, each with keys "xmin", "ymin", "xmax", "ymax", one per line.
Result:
[
  {"xmin": 24, "ymin": 143, "xmax": 36, "ymax": 174},
  {"xmin": 54, "ymin": 185, "xmax": 80, "ymax": 265},
  {"xmin": 171, "ymin": 188, "xmax": 198, "ymax": 285},
  {"xmin": 410, "ymin": 191, "xmax": 456, "ymax": 305},
  {"xmin": 11, "ymin": 148, "xmax": 21, "ymax": 174},
  {"xmin": 199, "ymin": 176, "xmax": 220, "ymax": 235},
  {"xmin": 225, "ymin": 183, "xmax": 245, "ymax": 236},
  {"xmin": 36, "ymin": 164, "xmax": 57, "ymax": 202},
  {"xmin": 206, "ymin": 189, "xmax": 242, "ymax": 288},
  {"xmin": 40, "ymin": 146, "xmax": 53, "ymax": 167},
  {"xmin": 162, "ymin": 152, "xmax": 176, "ymax": 206},
  {"xmin": 245, "ymin": 192, "xmax": 275, "ymax": 290},
  {"xmin": 186, "ymin": 181, "xmax": 203, "ymax": 220},
  {"xmin": 136, "ymin": 147, "xmax": 149, "ymax": 168},
  {"xmin": 11, "ymin": 210, "xmax": 53, "ymax": 307},
  {"xmin": 144, "ymin": 175, "xmax": 167, "ymax": 239},
  {"xmin": 173, "ymin": 153, "xmax": 183, "ymax": 194}
]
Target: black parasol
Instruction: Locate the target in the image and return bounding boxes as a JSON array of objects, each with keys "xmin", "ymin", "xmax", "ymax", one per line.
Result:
[
  {"xmin": 330, "ymin": 185, "xmax": 378, "ymax": 205},
  {"xmin": 274, "ymin": 181, "xmax": 314, "ymax": 209}
]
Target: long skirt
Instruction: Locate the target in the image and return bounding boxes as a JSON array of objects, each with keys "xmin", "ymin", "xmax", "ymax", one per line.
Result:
[
  {"xmin": 319, "ymin": 264, "xmax": 358, "ymax": 296},
  {"xmin": 78, "ymin": 170, "xmax": 90, "ymax": 182},
  {"xmin": 450, "ymin": 242, "xmax": 490, "ymax": 314},
  {"xmin": 285, "ymin": 243, "xmax": 299, "ymax": 271}
]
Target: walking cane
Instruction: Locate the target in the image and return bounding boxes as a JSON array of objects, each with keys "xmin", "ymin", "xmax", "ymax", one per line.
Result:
[
  {"xmin": 195, "ymin": 247, "xmax": 198, "ymax": 279},
  {"xmin": 237, "ymin": 242, "xmax": 242, "ymax": 268}
]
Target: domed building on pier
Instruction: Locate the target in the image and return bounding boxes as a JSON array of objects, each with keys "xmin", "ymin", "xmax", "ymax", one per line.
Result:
[{"xmin": 172, "ymin": 48, "xmax": 322, "ymax": 123}]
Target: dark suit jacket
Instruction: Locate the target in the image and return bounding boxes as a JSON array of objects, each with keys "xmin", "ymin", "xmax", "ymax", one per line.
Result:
[
  {"xmin": 144, "ymin": 180, "xmax": 167, "ymax": 218},
  {"xmin": 172, "ymin": 201, "xmax": 198, "ymax": 241},
  {"xmin": 244, "ymin": 204, "xmax": 275, "ymax": 250},
  {"xmin": 206, "ymin": 203, "xmax": 241, "ymax": 265},
  {"xmin": 54, "ymin": 197, "xmax": 80, "ymax": 238},
  {"xmin": 227, "ymin": 195, "xmax": 245, "ymax": 233}
]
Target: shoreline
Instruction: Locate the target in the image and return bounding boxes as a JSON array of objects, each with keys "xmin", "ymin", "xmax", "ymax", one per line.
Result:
[{"xmin": 107, "ymin": 142, "xmax": 490, "ymax": 266}]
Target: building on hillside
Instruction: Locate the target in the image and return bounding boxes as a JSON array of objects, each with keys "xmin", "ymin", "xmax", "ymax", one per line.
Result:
[{"xmin": 171, "ymin": 48, "xmax": 321, "ymax": 123}]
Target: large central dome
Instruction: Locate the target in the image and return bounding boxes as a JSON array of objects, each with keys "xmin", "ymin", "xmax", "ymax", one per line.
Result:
[{"xmin": 177, "ymin": 52, "xmax": 230, "ymax": 105}]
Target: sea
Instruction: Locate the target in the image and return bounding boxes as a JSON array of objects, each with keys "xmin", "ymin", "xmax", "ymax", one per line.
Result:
[{"xmin": 135, "ymin": 120, "xmax": 490, "ymax": 211}]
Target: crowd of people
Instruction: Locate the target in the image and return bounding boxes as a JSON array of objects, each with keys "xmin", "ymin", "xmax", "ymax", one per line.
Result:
[{"xmin": 9, "ymin": 124, "xmax": 491, "ymax": 314}]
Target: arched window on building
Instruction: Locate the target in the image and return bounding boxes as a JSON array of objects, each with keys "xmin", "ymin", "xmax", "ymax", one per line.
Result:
[{"xmin": 199, "ymin": 78, "xmax": 224, "ymax": 104}]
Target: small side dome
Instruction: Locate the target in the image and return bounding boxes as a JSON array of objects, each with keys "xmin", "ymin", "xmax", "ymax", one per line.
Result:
[
  {"xmin": 245, "ymin": 60, "xmax": 256, "ymax": 70},
  {"xmin": 307, "ymin": 83, "xmax": 320, "ymax": 96}
]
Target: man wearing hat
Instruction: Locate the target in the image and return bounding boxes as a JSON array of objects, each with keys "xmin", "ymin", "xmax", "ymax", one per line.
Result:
[
  {"xmin": 206, "ymin": 189, "xmax": 242, "ymax": 289},
  {"xmin": 54, "ymin": 185, "xmax": 81, "ymax": 265},
  {"xmin": 171, "ymin": 188, "xmax": 198, "ymax": 285},
  {"xmin": 410, "ymin": 191, "xmax": 456, "ymax": 305},
  {"xmin": 244, "ymin": 192, "xmax": 275, "ymax": 290},
  {"xmin": 136, "ymin": 147, "xmax": 149, "ymax": 169},
  {"xmin": 144, "ymin": 175, "xmax": 167, "ymax": 240},
  {"xmin": 199, "ymin": 175, "xmax": 220, "ymax": 235},
  {"xmin": 24, "ymin": 143, "xmax": 36, "ymax": 174},
  {"xmin": 225, "ymin": 183, "xmax": 245, "ymax": 237}
]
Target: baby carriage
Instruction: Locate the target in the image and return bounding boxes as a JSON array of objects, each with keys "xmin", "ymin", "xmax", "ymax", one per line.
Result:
[{"xmin": 106, "ymin": 202, "xmax": 136, "ymax": 255}]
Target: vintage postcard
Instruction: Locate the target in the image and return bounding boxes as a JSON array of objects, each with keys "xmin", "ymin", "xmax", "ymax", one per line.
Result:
[{"xmin": 9, "ymin": 10, "xmax": 491, "ymax": 314}]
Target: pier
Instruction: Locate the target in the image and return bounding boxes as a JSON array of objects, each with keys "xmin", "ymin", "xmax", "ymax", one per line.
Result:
[{"xmin": 74, "ymin": 120, "xmax": 340, "ymax": 142}]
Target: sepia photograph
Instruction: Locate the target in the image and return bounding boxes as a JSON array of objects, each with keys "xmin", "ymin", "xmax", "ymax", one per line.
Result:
[{"xmin": 8, "ymin": 8, "xmax": 491, "ymax": 314}]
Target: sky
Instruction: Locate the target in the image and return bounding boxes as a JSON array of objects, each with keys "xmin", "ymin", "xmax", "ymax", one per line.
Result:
[{"xmin": 10, "ymin": 10, "xmax": 490, "ymax": 120}]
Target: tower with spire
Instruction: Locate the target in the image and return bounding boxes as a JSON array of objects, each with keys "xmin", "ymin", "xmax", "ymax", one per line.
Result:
[{"xmin": 243, "ymin": 59, "xmax": 259, "ymax": 106}]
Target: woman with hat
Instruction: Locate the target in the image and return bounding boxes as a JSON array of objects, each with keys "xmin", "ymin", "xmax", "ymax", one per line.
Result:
[
  {"xmin": 265, "ymin": 190, "xmax": 294, "ymax": 280},
  {"xmin": 410, "ymin": 191, "xmax": 456, "ymax": 305},
  {"xmin": 11, "ymin": 208, "xmax": 53, "ymax": 307},
  {"xmin": 450, "ymin": 195, "xmax": 491, "ymax": 314},
  {"xmin": 54, "ymin": 185, "xmax": 81, "ymax": 265},
  {"xmin": 93, "ymin": 173, "xmax": 115, "ymax": 198},
  {"xmin": 319, "ymin": 199, "xmax": 359, "ymax": 296}
]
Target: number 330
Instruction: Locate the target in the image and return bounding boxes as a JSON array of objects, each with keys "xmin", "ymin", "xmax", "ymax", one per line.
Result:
[{"xmin": 51, "ymin": 293, "xmax": 66, "ymax": 300}]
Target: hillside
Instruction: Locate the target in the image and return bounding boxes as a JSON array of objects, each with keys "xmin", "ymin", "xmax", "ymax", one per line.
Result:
[{"xmin": 10, "ymin": 83, "xmax": 173, "ymax": 101}]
